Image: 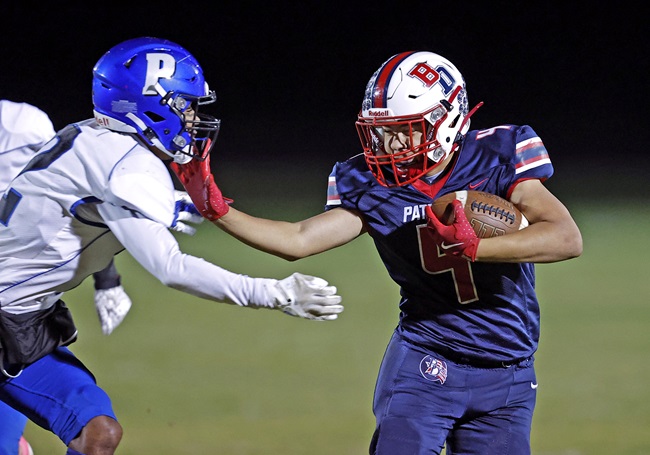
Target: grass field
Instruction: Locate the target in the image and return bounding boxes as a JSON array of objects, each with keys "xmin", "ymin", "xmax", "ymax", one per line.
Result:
[{"xmin": 22, "ymin": 193, "xmax": 650, "ymax": 454}]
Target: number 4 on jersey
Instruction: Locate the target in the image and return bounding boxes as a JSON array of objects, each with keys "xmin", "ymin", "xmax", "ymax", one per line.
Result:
[{"xmin": 416, "ymin": 225, "xmax": 479, "ymax": 304}]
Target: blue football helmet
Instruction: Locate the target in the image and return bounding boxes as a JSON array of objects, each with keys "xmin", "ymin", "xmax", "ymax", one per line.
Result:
[{"xmin": 92, "ymin": 37, "xmax": 220, "ymax": 163}]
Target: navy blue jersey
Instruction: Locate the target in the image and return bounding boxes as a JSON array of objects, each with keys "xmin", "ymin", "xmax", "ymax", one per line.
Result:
[{"xmin": 326, "ymin": 125, "xmax": 553, "ymax": 364}]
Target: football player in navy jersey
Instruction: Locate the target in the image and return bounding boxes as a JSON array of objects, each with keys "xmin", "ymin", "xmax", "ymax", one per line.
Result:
[{"xmin": 174, "ymin": 50, "xmax": 582, "ymax": 455}]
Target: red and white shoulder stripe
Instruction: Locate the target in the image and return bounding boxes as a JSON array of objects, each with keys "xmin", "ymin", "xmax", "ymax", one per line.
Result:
[{"xmin": 514, "ymin": 136, "xmax": 551, "ymax": 174}]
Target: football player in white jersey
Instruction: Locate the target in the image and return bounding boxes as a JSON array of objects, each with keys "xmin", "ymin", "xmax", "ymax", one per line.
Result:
[
  {"xmin": 0, "ymin": 99, "xmax": 130, "ymax": 455},
  {"xmin": 0, "ymin": 99, "xmax": 205, "ymax": 455},
  {"xmin": 0, "ymin": 100, "xmax": 137, "ymax": 335},
  {"xmin": 0, "ymin": 100, "xmax": 50, "ymax": 455},
  {"xmin": 0, "ymin": 37, "xmax": 343, "ymax": 455}
]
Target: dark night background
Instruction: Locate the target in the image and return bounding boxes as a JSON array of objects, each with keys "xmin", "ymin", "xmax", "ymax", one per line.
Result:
[{"xmin": 1, "ymin": 2, "xmax": 646, "ymax": 203}]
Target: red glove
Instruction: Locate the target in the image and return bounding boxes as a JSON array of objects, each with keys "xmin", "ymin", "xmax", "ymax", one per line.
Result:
[
  {"xmin": 170, "ymin": 154, "xmax": 232, "ymax": 221},
  {"xmin": 425, "ymin": 199, "xmax": 480, "ymax": 261}
]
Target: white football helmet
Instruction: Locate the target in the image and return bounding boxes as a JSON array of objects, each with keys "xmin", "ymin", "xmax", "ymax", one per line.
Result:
[{"xmin": 356, "ymin": 51, "xmax": 478, "ymax": 187}]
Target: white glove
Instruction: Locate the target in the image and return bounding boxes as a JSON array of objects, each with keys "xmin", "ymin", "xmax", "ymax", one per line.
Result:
[
  {"xmin": 95, "ymin": 285, "xmax": 133, "ymax": 335},
  {"xmin": 171, "ymin": 190, "xmax": 204, "ymax": 236},
  {"xmin": 269, "ymin": 273, "xmax": 344, "ymax": 321}
]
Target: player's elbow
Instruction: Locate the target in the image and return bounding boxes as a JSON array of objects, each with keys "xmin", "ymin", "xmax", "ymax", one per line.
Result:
[
  {"xmin": 271, "ymin": 251, "xmax": 304, "ymax": 262},
  {"xmin": 559, "ymin": 223, "xmax": 583, "ymax": 260},
  {"xmin": 276, "ymin": 251, "xmax": 308, "ymax": 262},
  {"xmin": 566, "ymin": 230, "xmax": 583, "ymax": 259},
  {"xmin": 153, "ymin": 252, "xmax": 193, "ymax": 289},
  {"xmin": 267, "ymin": 239, "xmax": 316, "ymax": 262},
  {"xmin": 158, "ymin": 272, "xmax": 184, "ymax": 289}
]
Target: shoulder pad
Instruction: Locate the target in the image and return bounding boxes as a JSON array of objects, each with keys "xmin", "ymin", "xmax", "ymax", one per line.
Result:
[{"xmin": 106, "ymin": 152, "xmax": 176, "ymax": 226}]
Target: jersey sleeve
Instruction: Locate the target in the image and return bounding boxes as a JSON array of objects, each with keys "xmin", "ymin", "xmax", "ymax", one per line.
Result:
[
  {"xmin": 98, "ymin": 202, "xmax": 276, "ymax": 308},
  {"xmin": 512, "ymin": 125, "xmax": 553, "ymax": 181},
  {"xmin": 325, "ymin": 163, "xmax": 342, "ymax": 209},
  {"xmin": 324, "ymin": 155, "xmax": 375, "ymax": 212}
]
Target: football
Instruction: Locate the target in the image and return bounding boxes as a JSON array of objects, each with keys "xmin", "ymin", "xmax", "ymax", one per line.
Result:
[{"xmin": 430, "ymin": 190, "xmax": 528, "ymax": 238}]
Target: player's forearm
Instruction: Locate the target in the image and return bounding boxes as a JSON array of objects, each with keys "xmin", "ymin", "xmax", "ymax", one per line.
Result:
[
  {"xmin": 214, "ymin": 207, "xmax": 312, "ymax": 261},
  {"xmin": 166, "ymin": 253, "xmax": 277, "ymax": 307},
  {"xmin": 104, "ymin": 211, "xmax": 276, "ymax": 307},
  {"xmin": 485, "ymin": 179, "xmax": 582, "ymax": 263},
  {"xmin": 475, "ymin": 220, "xmax": 582, "ymax": 263}
]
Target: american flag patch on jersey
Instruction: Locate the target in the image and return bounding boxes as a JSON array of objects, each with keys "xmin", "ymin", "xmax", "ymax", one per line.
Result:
[{"xmin": 419, "ymin": 355, "xmax": 448, "ymax": 384}]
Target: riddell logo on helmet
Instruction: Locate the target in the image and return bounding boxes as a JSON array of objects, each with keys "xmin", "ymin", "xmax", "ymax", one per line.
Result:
[
  {"xmin": 368, "ymin": 109, "xmax": 391, "ymax": 117},
  {"xmin": 95, "ymin": 115, "xmax": 110, "ymax": 127}
]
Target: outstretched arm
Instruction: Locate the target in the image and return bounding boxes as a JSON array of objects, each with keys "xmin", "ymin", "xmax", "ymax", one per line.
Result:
[
  {"xmin": 171, "ymin": 154, "xmax": 365, "ymax": 261},
  {"xmin": 99, "ymin": 205, "xmax": 343, "ymax": 320},
  {"xmin": 216, "ymin": 206, "xmax": 365, "ymax": 261}
]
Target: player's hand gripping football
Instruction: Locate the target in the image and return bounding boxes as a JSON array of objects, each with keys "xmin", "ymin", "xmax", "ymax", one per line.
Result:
[
  {"xmin": 425, "ymin": 200, "xmax": 480, "ymax": 261},
  {"xmin": 170, "ymin": 152, "xmax": 232, "ymax": 221},
  {"xmin": 269, "ymin": 273, "xmax": 344, "ymax": 321}
]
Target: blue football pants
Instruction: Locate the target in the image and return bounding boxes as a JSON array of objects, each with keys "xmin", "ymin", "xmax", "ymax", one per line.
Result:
[
  {"xmin": 370, "ymin": 332, "xmax": 537, "ymax": 455},
  {"xmin": 0, "ymin": 399, "xmax": 27, "ymax": 455},
  {"xmin": 0, "ymin": 346, "xmax": 117, "ymax": 446}
]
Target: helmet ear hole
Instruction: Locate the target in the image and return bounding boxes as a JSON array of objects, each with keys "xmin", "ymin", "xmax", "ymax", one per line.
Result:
[{"xmin": 144, "ymin": 111, "xmax": 165, "ymax": 123}]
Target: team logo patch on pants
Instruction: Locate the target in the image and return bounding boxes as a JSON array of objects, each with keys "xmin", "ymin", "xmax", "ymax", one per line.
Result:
[{"xmin": 419, "ymin": 355, "xmax": 448, "ymax": 384}]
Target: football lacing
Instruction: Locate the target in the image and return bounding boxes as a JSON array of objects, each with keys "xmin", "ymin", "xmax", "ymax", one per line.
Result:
[{"xmin": 470, "ymin": 201, "xmax": 515, "ymax": 225}]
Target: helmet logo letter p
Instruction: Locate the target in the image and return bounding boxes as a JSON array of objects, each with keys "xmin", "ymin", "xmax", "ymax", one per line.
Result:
[{"xmin": 143, "ymin": 53, "xmax": 176, "ymax": 95}]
